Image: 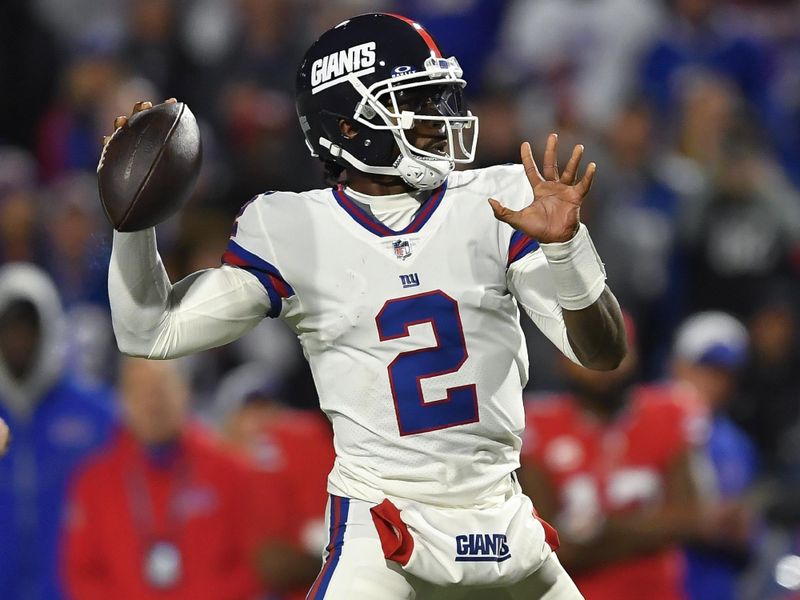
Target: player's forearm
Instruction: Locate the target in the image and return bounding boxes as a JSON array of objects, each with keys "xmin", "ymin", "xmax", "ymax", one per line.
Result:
[
  {"xmin": 562, "ymin": 287, "xmax": 626, "ymax": 370},
  {"xmin": 108, "ymin": 229, "xmax": 173, "ymax": 357},
  {"xmin": 109, "ymin": 229, "xmax": 270, "ymax": 359},
  {"xmin": 509, "ymin": 225, "xmax": 626, "ymax": 369},
  {"xmin": 539, "ymin": 224, "xmax": 626, "ymax": 370}
]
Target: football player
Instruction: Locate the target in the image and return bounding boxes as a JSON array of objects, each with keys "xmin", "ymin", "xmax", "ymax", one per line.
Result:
[
  {"xmin": 105, "ymin": 13, "xmax": 625, "ymax": 600},
  {"xmin": 520, "ymin": 319, "xmax": 744, "ymax": 600}
]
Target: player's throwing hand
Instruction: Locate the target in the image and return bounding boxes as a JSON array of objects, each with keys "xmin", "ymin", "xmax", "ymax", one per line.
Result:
[
  {"xmin": 489, "ymin": 134, "xmax": 596, "ymax": 244},
  {"xmin": 101, "ymin": 98, "xmax": 177, "ymax": 147}
]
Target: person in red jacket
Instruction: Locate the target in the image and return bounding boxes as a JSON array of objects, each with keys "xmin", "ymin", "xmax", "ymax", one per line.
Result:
[
  {"xmin": 223, "ymin": 380, "xmax": 335, "ymax": 600},
  {"xmin": 61, "ymin": 357, "xmax": 260, "ymax": 600},
  {"xmin": 519, "ymin": 320, "xmax": 746, "ymax": 600}
]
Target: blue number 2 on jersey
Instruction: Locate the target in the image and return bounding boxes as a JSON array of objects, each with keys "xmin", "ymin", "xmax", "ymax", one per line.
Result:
[{"xmin": 375, "ymin": 290, "xmax": 479, "ymax": 436}]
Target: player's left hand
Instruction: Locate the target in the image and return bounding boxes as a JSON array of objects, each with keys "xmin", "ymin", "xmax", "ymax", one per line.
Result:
[{"xmin": 489, "ymin": 134, "xmax": 596, "ymax": 244}]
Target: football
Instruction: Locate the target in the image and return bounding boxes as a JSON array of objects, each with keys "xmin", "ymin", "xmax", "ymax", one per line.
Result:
[{"xmin": 97, "ymin": 101, "xmax": 202, "ymax": 232}]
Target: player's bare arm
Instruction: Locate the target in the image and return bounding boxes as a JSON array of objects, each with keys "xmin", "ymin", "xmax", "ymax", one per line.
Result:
[{"xmin": 491, "ymin": 134, "xmax": 626, "ymax": 370}]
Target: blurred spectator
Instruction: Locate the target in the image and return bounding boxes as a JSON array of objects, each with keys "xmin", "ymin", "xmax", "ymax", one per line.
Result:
[
  {"xmin": 220, "ymin": 367, "xmax": 334, "ymax": 599},
  {"xmin": 189, "ymin": 0, "xmax": 323, "ymax": 203},
  {"xmin": 731, "ymin": 286, "xmax": 800, "ymax": 470},
  {"xmin": 639, "ymin": 0, "xmax": 800, "ymax": 187},
  {"xmin": 738, "ymin": 527, "xmax": 800, "ymax": 600},
  {"xmin": 0, "ymin": 147, "xmax": 44, "ymax": 265},
  {"xmin": 588, "ymin": 98, "xmax": 701, "ymax": 377},
  {"xmin": 40, "ymin": 172, "xmax": 110, "ymax": 308},
  {"xmin": 229, "ymin": 0, "xmax": 302, "ymax": 92},
  {"xmin": 32, "ymin": 0, "xmax": 126, "ymax": 50},
  {"xmin": 301, "ymin": 0, "xmax": 395, "ymax": 38},
  {"xmin": 0, "ymin": 263, "xmax": 115, "ymax": 600},
  {"xmin": 221, "ymin": 81, "xmax": 315, "ymax": 198},
  {"xmin": 0, "ymin": 0, "xmax": 61, "ymax": 148},
  {"xmin": 492, "ymin": 0, "xmax": 664, "ymax": 131},
  {"xmin": 123, "ymin": 0, "xmax": 180, "ymax": 96},
  {"xmin": 469, "ymin": 88, "xmax": 524, "ymax": 168},
  {"xmin": 520, "ymin": 320, "xmax": 742, "ymax": 600},
  {"xmin": 764, "ymin": 1, "xmax": 800, "ymax": 187},
  {"xmin": 36, "ymin": 42, "xmax": 124, "ymax": 181},
  {"xmin": 64, "ymin": 304, "xmax": 116, "ymax": 388},
  {"xmin": 640, "ymin": 0, "xmax": 782, "ymax": 139},
  {"xmin": 63, "ymin": 357, "xmax": 259, "ymax": 600},
  {"xmin": 402, "ymin": 0, "xmax": 508, "ymax": 95},
  {"xmin": 682, "ymin": 144, "xmax": 800, "ymax": 316},
  {"xmin": 671, "ymin": 311, "xmax": 758, "ymax": 600},
  {"xmin": 672, "ymin": 77, "xmax": 800, "ymax": 316}
]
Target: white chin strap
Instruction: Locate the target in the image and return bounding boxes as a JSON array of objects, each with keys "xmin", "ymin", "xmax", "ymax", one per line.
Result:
[
  {"xmin": 393, "ymin": 154, "xmax": 452, "ymax": 190},
  {"xmin": 319, "ymin": 137, "xmax": 452, "ymax": 190}
]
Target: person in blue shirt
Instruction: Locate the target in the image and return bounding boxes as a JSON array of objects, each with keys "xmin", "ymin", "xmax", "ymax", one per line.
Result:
[
  {"xmin": 671, "ymin": 311, "xmax": 759, "ymax": 600},
  {"xmin": 639, "ymin": 0, "xmax": 800, "ymax": 187},
  {"xmin": 0, "ymin": 263, "xmax": 116, "ymax": 600}
]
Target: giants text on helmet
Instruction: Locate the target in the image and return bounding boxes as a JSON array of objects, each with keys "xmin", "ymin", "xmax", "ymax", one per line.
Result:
[{"xmin": 311, "ymin": 41, "xmax": 377, "ymax": 88}]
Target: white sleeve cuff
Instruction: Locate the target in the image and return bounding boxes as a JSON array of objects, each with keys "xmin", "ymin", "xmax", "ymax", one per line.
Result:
[{"xmin": 539, "ymin": 223, "xmax": 606, "ymax": 311}]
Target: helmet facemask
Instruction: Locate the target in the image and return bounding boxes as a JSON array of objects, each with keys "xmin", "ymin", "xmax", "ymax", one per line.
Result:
[{"xmin": 320, "ymin": 56, "xmax": 479, "ymax": 190}]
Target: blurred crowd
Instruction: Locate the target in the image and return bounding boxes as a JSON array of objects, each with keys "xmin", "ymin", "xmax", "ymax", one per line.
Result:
[{"xmin": 1, "ymin": 0, "xmax": 800, "ymax": 598}]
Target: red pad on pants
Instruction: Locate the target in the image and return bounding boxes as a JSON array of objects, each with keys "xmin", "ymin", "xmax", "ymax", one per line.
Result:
[{"xmin": 370, "ymin": 499, "xmax": 414, "ymax": 565}]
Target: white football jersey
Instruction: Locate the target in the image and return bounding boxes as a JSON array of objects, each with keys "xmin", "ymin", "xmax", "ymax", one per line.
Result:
[{"xmin": 223, "ymin": 164, "xmax": 572, "ymax": 507}]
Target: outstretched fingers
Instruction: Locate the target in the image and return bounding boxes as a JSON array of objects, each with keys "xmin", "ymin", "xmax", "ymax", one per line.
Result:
[
  {"xmin": 542, "ymin": 133, "xmax": 559, "ymax": 181},
  {"xmin": 521, "ymin": 142, "xmax": 544, "ymax": 187},
  {"xmin": 560, "ymin": 144, "xmax": 584, "ymax": 185},
  {"xmin": 574, "ymin": 162, "xmax": 597, "ymax": 197}
]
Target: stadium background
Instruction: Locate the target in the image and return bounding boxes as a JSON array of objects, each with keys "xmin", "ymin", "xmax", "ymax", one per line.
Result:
[{"xmin": 1, "ymin": 0, "xmax": 800, "ymax": 598}]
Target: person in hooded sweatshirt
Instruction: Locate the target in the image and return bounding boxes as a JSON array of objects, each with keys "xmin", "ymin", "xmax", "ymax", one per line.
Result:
[{"xmin": 0, "ymin": 263, "xmax": 116, "ymax": 600}]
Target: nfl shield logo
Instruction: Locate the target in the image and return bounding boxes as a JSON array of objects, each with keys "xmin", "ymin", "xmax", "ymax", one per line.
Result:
[{"xmin": 393, "ymin": 239, "xmax": 412, "ymax": 260}]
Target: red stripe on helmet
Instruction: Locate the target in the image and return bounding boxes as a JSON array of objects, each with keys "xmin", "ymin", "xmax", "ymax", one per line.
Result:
[{"xmin": 386, "ymin": 13, "xmax": 442, "ymax": 58}]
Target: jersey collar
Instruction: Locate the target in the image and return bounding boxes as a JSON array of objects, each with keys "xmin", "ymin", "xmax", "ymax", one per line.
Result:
[{"xmin": 331, "ymin": 181, "xmax": 448, "ymax": 237}]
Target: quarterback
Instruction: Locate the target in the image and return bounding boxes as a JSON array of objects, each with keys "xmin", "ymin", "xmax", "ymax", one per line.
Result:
[{"xmin": 106, "ymin": 13, "xmax": 625, "ymax": 600}]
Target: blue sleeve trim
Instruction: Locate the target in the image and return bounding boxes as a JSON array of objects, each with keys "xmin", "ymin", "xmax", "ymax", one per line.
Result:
[
  {"xmin": 222, "ymin": 239, "xmax": 294, "ymax": 318},
  {"xmin": 507, "ymin": 230, "xmax": 540, "ymax": 266}
]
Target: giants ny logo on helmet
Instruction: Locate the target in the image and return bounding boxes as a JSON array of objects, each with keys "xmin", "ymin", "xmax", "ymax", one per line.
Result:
[{"xmin": 311, "ymin": 41, "xmax": 376, "ymax": 91}]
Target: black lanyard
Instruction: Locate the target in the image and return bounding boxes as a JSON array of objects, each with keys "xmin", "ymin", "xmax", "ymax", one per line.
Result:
[
  {"xmin": 125, "ymin": 450, "xmax": 193, "ymax": 546},
  {"xmin": 125, "ymin": 449, "xmax": 193, "ymax": 589}
]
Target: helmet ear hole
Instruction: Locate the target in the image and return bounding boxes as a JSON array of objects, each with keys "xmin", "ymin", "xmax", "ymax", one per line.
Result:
[{"xmin": 339, "ymin": 119, "xmax": 359, "ymax": 140}]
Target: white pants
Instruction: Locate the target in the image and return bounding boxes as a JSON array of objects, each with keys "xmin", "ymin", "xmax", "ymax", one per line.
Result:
[{"xmin": 306, "ymin": 495, "xmax": 584, "ymax": 600}]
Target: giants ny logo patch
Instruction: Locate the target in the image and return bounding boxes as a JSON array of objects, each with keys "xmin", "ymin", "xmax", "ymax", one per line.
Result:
[
  {"xmin": 399, "ymin": 273, "xmax": 419, "ymax": 288},
  {"xmin": 455, "ymin": 534, "xmax": 511, "ymax": 562}
]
